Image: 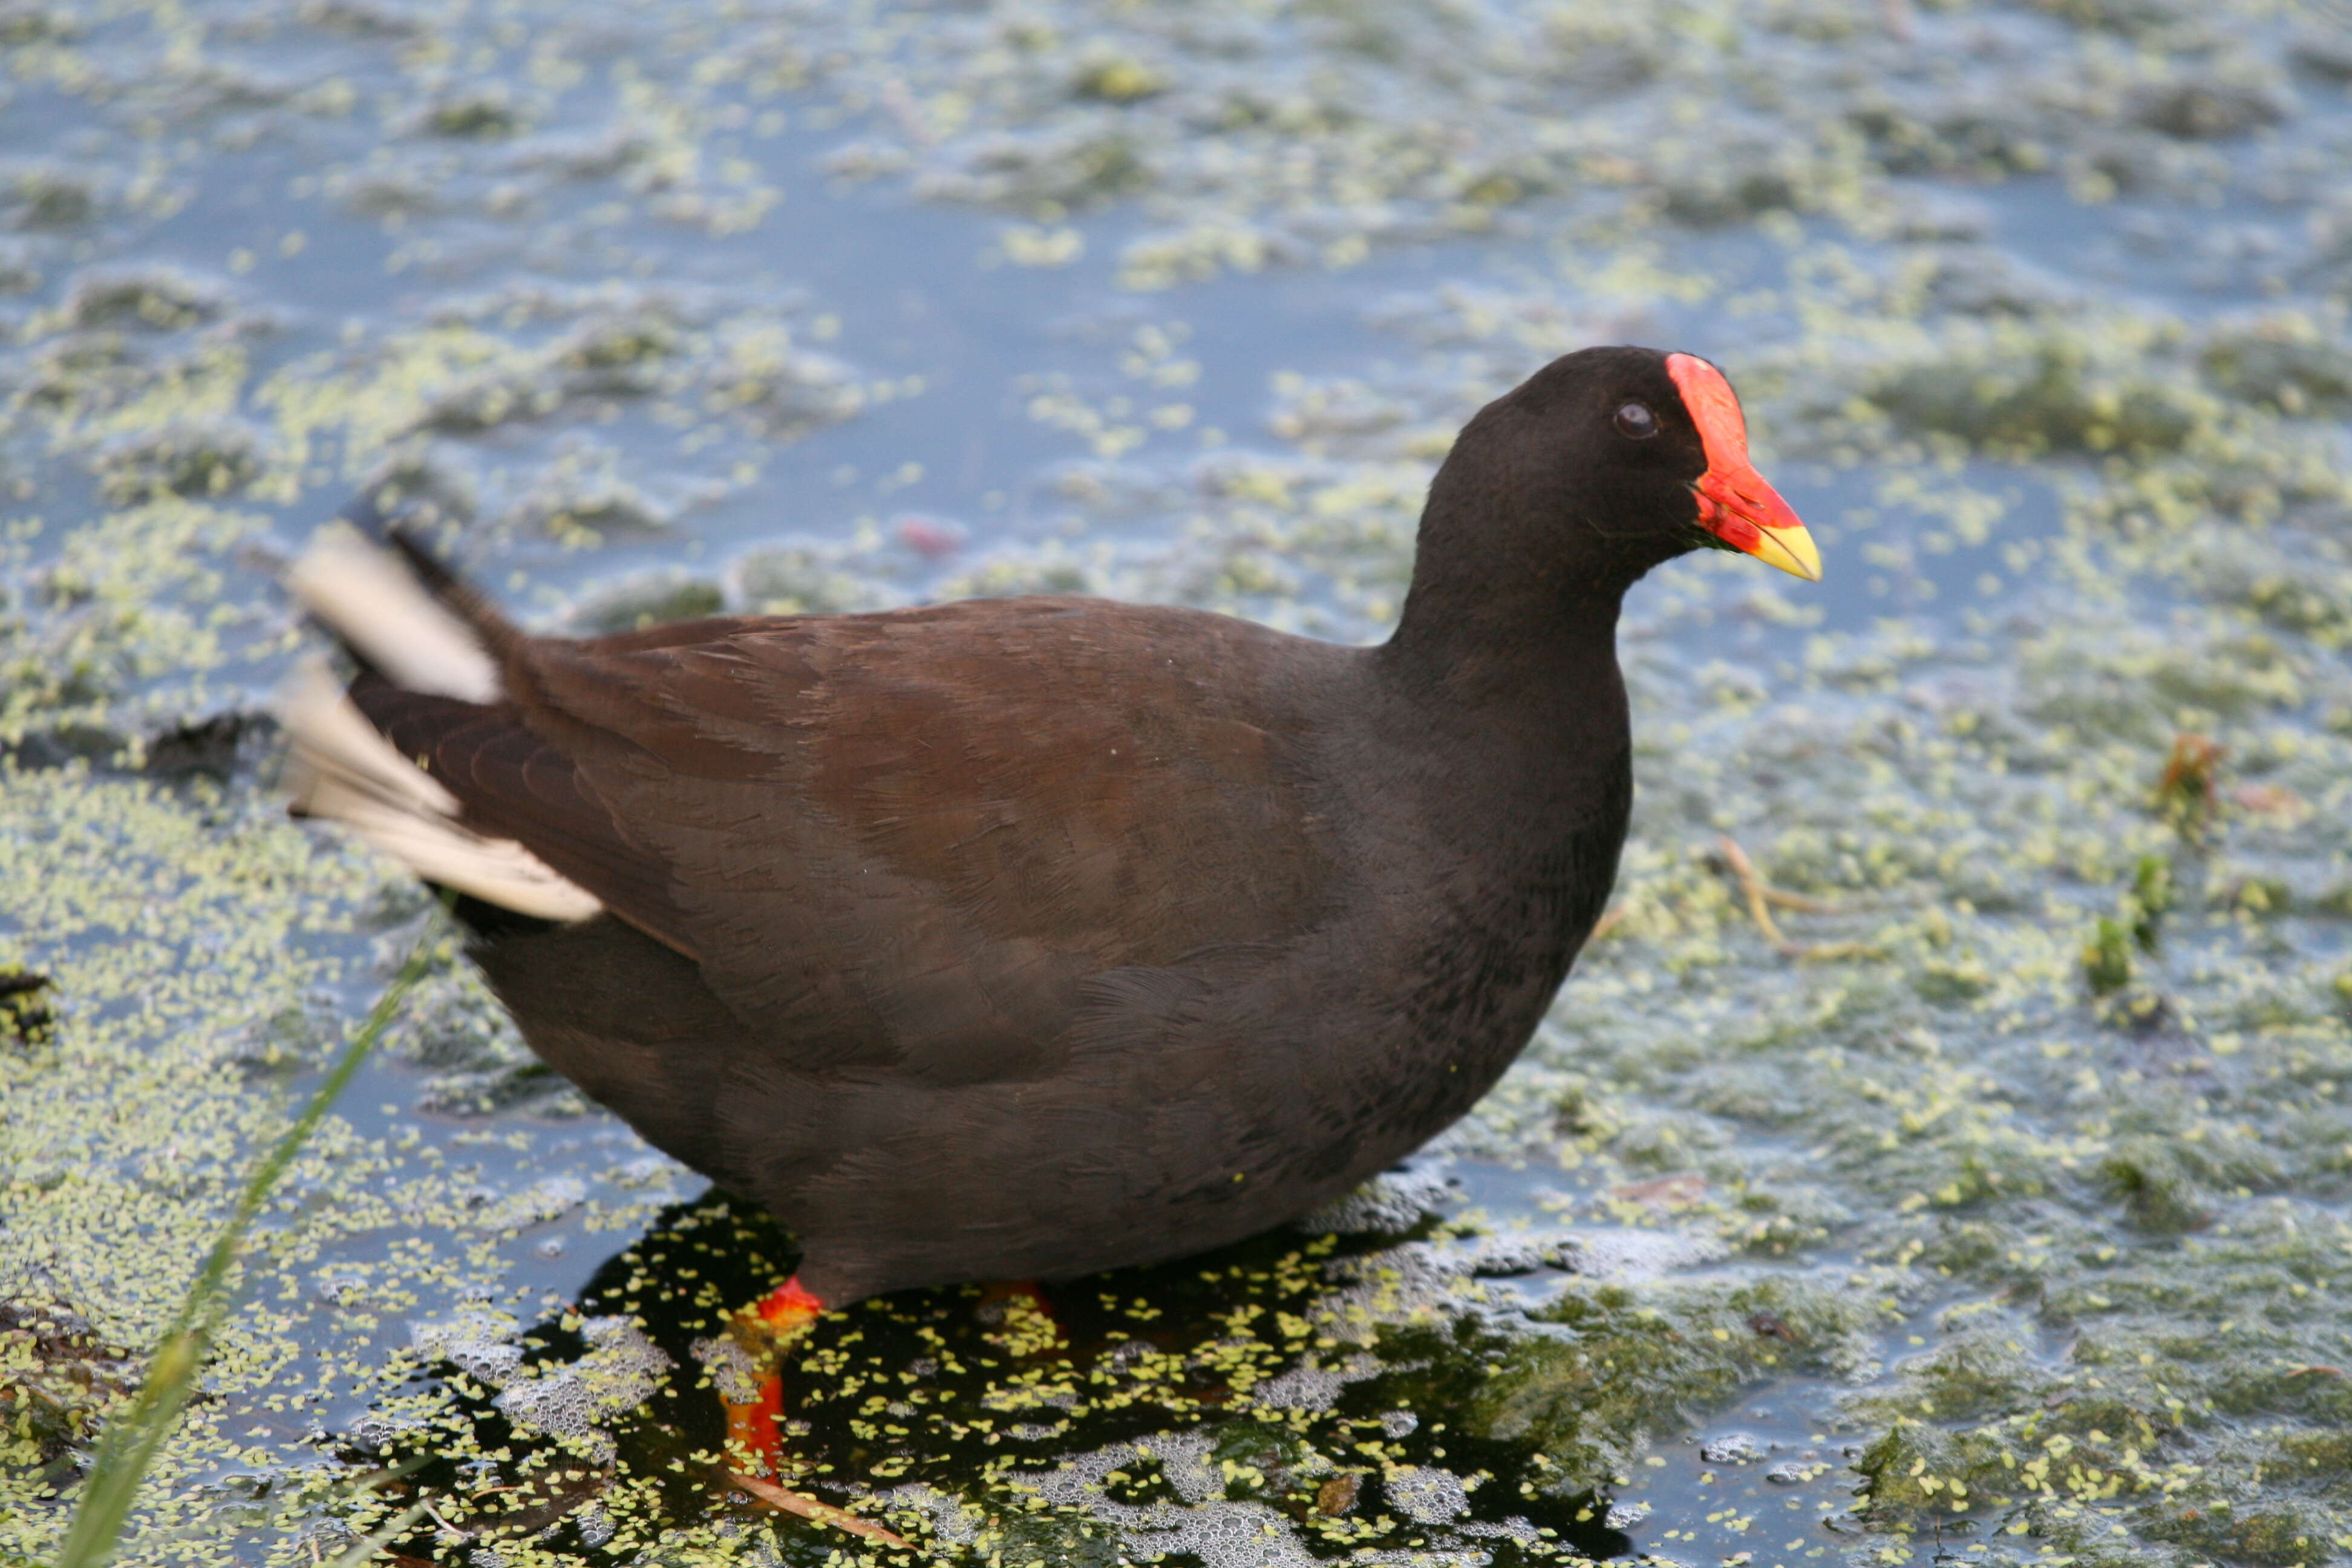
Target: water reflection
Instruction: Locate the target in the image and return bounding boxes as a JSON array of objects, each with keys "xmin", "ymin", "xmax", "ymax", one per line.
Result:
[{"xmin": 364, "ymin": 1191, "xmax": 1662, "ymax": 1562}]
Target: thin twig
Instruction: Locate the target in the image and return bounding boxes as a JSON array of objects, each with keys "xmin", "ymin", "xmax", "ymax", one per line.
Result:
[
  {"xmin": 730, "ymin": 1471, "xmax": 917, "ymax": 1552},
  {"xmin": 1717, "ymin": 836, "xmax": 1875, "ymax": 962},
  {"xmin": 1717, "ymin": 835, "xmax": 1799, "ymax": 957},
  {"xmin": 56, "ymin": 910, "xmax": 448, "ymax": 1568}
]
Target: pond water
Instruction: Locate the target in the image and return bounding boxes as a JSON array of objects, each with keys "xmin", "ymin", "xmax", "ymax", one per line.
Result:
[{"xmin": 4, "ymin": 2, "xmax": 2352, "ymax": 1566}]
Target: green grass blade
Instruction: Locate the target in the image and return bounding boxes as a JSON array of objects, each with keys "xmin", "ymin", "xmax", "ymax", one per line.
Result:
[{"xmin": 55, "ymin": 915, "xmax": 447, "ymax": 1568}]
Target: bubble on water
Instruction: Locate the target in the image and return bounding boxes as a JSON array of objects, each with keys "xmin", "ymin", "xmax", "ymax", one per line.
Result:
[
  {"xmin": 569, "ymin": 569, "xmax": 727, "ymax": 634},
  {"xmin": 1126, "ymin": 1498, "xmax": 1328, "ymax": 1568},
  {"xmin": 690, "ymin": 1333, "xmax": 762, "ymax": 1405},
  {"xmin": 492, "ymin": 1315, "xmax": 670, "ymax": 1460},
  {"xmin": 571, "ymin": 1502, "xmax": 615, "ymax": 1547},
  {"xmin": 341, "ymin": 1410, "xmax": 425, "ymax": 1457},
  {"xmin": 1385, "ymin": 1464, "xmax": 1468, "ymax": 1523},
  {"xmin": 1699, "ymin": 1432, "xmax": 1768, "ymax": 1465},
  {"xmin": 1605, "ymin": 1498, "xmax": 1652, "ymax": 1529},
  {"xmin": 1140, "ymin": 1426, "xmax": 1219, "ymax": 1506},
  {"xmin": 1296, "ymin": 1161, "xmax": 1457, "ymax": 1235},
  {"xmin": 1316, "ymin": 1241, "xmax": 1474, "ymax": 1334},
  {"xmin": 408, "ymin": 1308, "xmax": 524, "ymax": 1385},
  {"xmin": 483, "ymin": 1174, "xmax": 584, "ymax": 1230},
  {"xmin": 1250, "ymin": 1362, "xmax": 1346, "ymax": 1412},
  {"xmin": 882, "ymin": 1481, "xmax": 981, "ymax": 1546}
]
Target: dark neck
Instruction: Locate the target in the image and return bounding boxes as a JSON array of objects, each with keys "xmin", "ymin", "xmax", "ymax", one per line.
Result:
[
  {"xmin": 1378, "ymin": 573, "xmax": 1626, "ymax": 714},
  {"xmin": 1367, "ymin": 560, "xmax": 1633, "ymax": 858},
  {"xmin": 1372, "ymin": 425, "xmax": 1681, "ymax": 717}
]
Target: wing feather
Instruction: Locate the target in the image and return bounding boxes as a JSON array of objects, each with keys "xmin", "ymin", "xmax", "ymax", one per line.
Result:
[{"xmin": 290, "ymin": 528, "xmax": 1344, "ymax": 1081}]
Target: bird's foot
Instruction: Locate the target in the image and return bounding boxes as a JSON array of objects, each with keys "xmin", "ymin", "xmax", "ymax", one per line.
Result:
[
  {"xmin": 708, "ymin": 1278, "xmax": 913, "ymax": 1549},
  {"xmin": 748, "ymin": 1277, "xmax": 826, "ymax": 1338}
]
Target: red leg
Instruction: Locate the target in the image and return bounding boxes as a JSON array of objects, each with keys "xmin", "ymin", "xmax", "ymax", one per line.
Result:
[
  {"xmin": 720, "ymin": 1275, "xmax": 826, "ymax": 1476},
  {"xmin": 711, "ymin": 1278, "xmax": 913, "ymax": 1548},
  {"xmin": 724, "ymin": 1368, "xmax": 786, "ymax": 1468}
]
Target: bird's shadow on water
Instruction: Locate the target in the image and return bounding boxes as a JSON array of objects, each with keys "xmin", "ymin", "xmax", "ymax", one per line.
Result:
[{"xmin": 354, "ymin": 1191, "xmax": 1635, "ymax": 1563}]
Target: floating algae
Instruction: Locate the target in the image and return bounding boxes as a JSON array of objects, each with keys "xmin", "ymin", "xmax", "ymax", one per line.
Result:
[{"xmin": 4, "ymin": 0, "xmax": 2351, "ymax": 1564}]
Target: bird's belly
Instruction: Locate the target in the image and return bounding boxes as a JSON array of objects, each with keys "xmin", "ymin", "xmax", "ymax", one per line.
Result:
[
  {"xmin": 475, "ymin": 815, "xmax": 1616, "ymax": 1303},
  {"xmin": 758, "ymin": 904, "xmax": 1594, "ymax": 1299}
]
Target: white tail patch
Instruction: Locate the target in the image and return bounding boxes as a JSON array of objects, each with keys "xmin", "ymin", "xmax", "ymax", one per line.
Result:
[
  {"xmin": 286, "ymin": 525, "xmax": 503, "ymax": 705},
  {"xmin": 279, "ymin": 659, "xmax": 604, "ymax": 923}
]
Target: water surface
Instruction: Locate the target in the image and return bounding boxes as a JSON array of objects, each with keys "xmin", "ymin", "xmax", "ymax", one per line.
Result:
[{"xmin": 4, "ymin": 2, "xmax": 2351, "ymax": 1565}]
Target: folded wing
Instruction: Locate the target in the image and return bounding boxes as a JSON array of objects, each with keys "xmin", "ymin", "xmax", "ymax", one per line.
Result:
[{"xmin": 284, "ymin": 531, "xmax": 1341, "ymax": 1081}]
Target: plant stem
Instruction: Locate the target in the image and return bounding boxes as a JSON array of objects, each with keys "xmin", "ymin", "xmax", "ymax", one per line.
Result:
[{"xmin": 56, "ymin": 915, "xmax": 446, "ymax": 1568}]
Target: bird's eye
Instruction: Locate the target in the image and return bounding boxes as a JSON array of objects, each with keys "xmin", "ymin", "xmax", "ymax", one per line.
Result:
[{"xmin": 1613, "ymin": 401, "xmax": 1658, "ymax": 439}]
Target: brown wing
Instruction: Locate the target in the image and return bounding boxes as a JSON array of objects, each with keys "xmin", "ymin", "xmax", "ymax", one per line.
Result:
[{"xmin": 381, "ymin": 597, "xmax": 1342, "ymax": 1079}]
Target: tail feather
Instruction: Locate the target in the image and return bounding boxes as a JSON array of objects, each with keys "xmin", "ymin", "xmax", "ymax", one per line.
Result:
[
  {"xmin": 278, "ymin": 526, "xmax": 604, "ymax": 924},
  {"xmin": 285, "ymin": 523, "xmax": 503, "ymax": 704}
]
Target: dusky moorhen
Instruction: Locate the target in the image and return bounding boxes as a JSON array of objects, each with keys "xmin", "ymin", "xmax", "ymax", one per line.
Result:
[{"xmin": 284, "ymin": 345, "xmax": 1817, "ymax": 1322}]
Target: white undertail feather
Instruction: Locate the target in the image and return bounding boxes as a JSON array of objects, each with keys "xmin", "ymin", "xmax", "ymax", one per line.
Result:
[
  {"xmin": 286, "ymin": 524, "xmax": 504, "ymax": 705},
  {"xmin": 279, "ymin": 528, "xmax": 604, "ymax": 923}
]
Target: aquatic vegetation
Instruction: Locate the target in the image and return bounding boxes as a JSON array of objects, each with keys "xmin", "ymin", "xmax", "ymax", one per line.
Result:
[
  {"xmin": 92, "ymin": 420, "xmax": 268, "ymax": 505},
  {"xmin": 5, "ymin": 0, "xmax": 2352, "ymax": 1563},
  {"xmin": 54, "ymin": 906, "xmax": 442, "ymax": 1568}
]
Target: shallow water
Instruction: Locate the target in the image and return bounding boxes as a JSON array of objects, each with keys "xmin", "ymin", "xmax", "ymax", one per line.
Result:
[{"xmin": 4, "ymin": 1, "xmax": 2352, "ymax": 1565}]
